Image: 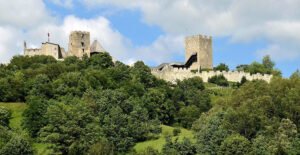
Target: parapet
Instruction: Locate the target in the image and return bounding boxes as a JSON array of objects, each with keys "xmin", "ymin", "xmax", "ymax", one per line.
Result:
[
  {"xmin": 70, "ymin": 31, "xmax": 90, "ymax": 35},
  {"xmin": 185, "ymin": 34, "xmax": 212, "ymax": 41},
  {"xmin": 151, "ymin": 69, "xmax": 273, "ymax": 83}
]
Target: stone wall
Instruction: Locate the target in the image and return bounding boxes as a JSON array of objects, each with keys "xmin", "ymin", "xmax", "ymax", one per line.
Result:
[
  {"xmin": 24, "ymin": 43, "xmax": 64, "ymax": 60},
  {"xmin": 185, "ymin": 35, "xmax": 213, "ymax": 70},
  {"xmin": 68, "ymin": 31, "xmax": 90, "ymax": 58},
  {"xmin": 24, "ymin": 48, "xmax": 42, "ymax": 57},
  {"xmin": 151, "ymin": 67, "xmax": 273, "ymax": 83}
]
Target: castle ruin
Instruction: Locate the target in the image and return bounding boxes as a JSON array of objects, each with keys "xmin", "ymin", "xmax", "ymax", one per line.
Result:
[
  {"xmin": 185, "ymin": 35, "xmax": 213, "ymax": 70},
  {"xmin": 24, "ymin": 31, "xmax": 106, "ymax": 60},
  {"xmin": 23, "ymin": 31, "xmax": 272, "ymax": 83},
  {"xmin": 152, "ymin": 34, "xmax": 273, "ymax": 83}
]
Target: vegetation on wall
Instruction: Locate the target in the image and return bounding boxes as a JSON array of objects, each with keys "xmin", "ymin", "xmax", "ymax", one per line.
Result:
[
  {"xmin": 213, "ymin": 63, "xmax": 229, "ymax": 72},
  {"xmin": 236, "ymin": 55, "xmax": 281, "ymax": 76},
  {"xmin": 208, "ymin": 75, "xmax": 229, "ymax": 87}
]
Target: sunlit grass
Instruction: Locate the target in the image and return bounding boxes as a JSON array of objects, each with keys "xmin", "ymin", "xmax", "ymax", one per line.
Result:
[
  {"xmin": 0, "ymin": 102, "xmax": 27, "ymax": 129},
  {"xmin": 134, "ymin": 125, "xmax": 195, "ymax": 152}
]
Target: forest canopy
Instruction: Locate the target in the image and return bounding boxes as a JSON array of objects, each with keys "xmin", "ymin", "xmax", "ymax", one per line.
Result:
[{"xmin": 0, "ymin": 53, "xmax": 299, "ymax": 154}]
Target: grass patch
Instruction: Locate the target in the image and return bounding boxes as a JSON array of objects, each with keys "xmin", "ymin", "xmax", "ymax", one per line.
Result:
[
  {"xmin": 33, "ymin": 143, "xmax": 53, "ymax": 155},
  {"xmin": 0, "ymin": 102, "xmax": 27, "ymax": 129},
  {"xmin": 134, "ymin": 125, "xmax": 195, "ymax": 152}
]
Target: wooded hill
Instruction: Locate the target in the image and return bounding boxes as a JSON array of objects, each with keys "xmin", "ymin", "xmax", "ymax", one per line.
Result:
[{"xmin": 0, "ymin": 53, "xmax": 299, "ymax": 154}]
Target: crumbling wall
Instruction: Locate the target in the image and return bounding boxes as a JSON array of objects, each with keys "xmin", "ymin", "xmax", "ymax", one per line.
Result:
[
  {"xmin": 151, "ymin": 67, "xmax": 273, "ymax": 83},
  {"xmin": 68, "ymin": 31, "xmax": 90, "ymax": 58}
]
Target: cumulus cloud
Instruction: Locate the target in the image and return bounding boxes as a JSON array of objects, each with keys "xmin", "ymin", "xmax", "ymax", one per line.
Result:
[
  {"xmin": 1, "ymin": 0, "xmax": 300, "ymax": 66},
  {"xmin": 0, "ymin": 13, "xmax": 184, "ymax": 65},
  {"xmin": 256, "ymin": 45, "xmax": 300, "ymax": 61},
  {"xmin": 0, "ymin": 0, "xmax": 52, "ymax": 28},
  {"xmin": 0, "ymin": 26, "xmax": 22, "ymax": 63},
  {"xmin": 83, "ymin": 0, "xmax": 300, "ymax": 62}
]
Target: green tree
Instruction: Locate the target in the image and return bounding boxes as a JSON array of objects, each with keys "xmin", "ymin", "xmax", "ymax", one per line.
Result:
[
  {"xmin": 25, "ymin": 74, "xmax": 53, "ymax": 98},
  {"xmin": 0, "ymin": 132, "xmax": 34, "ymax": 155},
  {"xmin": 218, "ymin": 134, "xmax": 251, "ymax": 155},
  {"xmin": 251, "ymin": 135, "xmax": 277, "ymax": 155},
  {"xmin": 142, "ymin": 88, "xmax": 175, "ymax": 124},
  {"xmin": 275, "ymin": 119, "xmax": 299, "ymax": 154},
  {"xmin": 214, "ymin": 63, "xmax": 229, "ymax": 72},
  {"xmin": 192, "ymin": 110, "xmax": 230, "ymax": 155},
  {"xmin": 23, "ymin": 96, "xmax": 49, "ymax": 137},
  {"xmin": 130, "ymin": 61, "xmax": 156, "ymax": 88},
  {"xmin": 208, "ymin": 75, "xmax": 229, "ymax": 86},
  {"xmin": 52, "ymin": 72, "xmax": 87, "ymax": 97},
  {"xmin": 262, "ymin": 55, "xmax": 275, "ymax": 72},
  {"xmin": 178, "ymin": 105, "xmax": 201, "ymax": 128},
  {"xmin": 89, "ymin": 52, "xmax": 114, "ymax": 69},
  {"xmin": 162, "ymin": 136, "xmax": 196, "ymax": 155},
  {"xmin": 39, "ymin": 102, "xmax": 102, "ymax": 154},
  {"xmin": 87, "ymin": 139, "xmax": 114, "ymax": 155},
  {"xmin": 0, "ymin": 106, "xmax": 11, "ymax": 127}
]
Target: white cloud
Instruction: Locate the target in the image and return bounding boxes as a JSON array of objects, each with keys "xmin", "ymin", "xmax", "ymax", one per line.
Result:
[
  {"xmin": 256, "ymin": 44, "xmax": 300, "ymax": 61},
  {"xmin": 0, "ymin": 0, "xmax": 52, "ymax": 28},
  {"xmin": 83, "ymin": 0, "xmax": 300, "ymax": 62},
  {"xmin": 51, "ymin": 0, "xmax": 74, "ymax": 8},
  {"xmin": 0, "ymin": 13, "xmax": 184, "ymax": 65},
  {"xmin": 134, "ymin": 35, "xmax": 184, "ymax": 64},
  {"xmin": 0, "ymin": 26, "xmax": 22, "ymax": 63},
  {"xmin": 1, "ymin": 0, "xmax": 300, "ymax": 66}
]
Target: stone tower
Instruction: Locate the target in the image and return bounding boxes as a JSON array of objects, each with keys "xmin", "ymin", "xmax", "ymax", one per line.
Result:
[
  {"xmin": 185, "ymin": 35, "xmax": 213, "ymax": 70},
  {"xmin": 68, "ymin": 31, "xmax": 91, "ymax": 58}
]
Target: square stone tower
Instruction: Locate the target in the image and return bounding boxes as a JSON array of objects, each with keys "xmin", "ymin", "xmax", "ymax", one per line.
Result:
[
  {"xmin": 185, "ymin": 35, "xmax": 213, "ymax": 70},
  {"xmin": 68, "ymin": 31, "xmax": 91, "ymax": 58}
]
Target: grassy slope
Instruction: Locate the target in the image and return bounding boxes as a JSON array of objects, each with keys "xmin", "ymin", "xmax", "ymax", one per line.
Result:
[
  {"xmin": 0, "ymin": 102, "xmax": 27, "ymax": 130},
  {"xmin": 204, "ymin": 83, "xmax": 235, "ymax": 105},
  {"xmin": 134, "ymin": 125, "xmax": 195, "ymax": 152},
  {"xmin": 0, "ymin": 102, "xmax": 52, "ymax": 155}
]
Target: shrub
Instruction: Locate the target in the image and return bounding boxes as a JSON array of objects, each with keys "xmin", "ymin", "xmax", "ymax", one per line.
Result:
[
  {"xmin": 208, "ymin": 75, "xmax": 229, "ymax": 86},
  {"xmin": 0, "ymin": 106, "xmax": 11, "ymax": 127},
  {"xmin": 214, "ymin": 63, "xmax": 229, "ymax": 72},
  {"xmin": 173, "ymin": 128, "xmax": 181, "ymax": 136},
  {"xmin": 219, "ymin": 134, "xmax": 251, "ymax": 155}
]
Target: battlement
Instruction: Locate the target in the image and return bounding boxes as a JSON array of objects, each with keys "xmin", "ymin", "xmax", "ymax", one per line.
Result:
[
  {"xmin": 68, "ymin": 31, "xmax": 91, "ymax": 58},
  {"xmin": 151, "ymin": 68, "xmax": 273, "ymax": 83},
  {"xmin": 70, "ymin": 31, "xmax": 90, "ymax": 35},
  {"xmin": 185, "ymin": 34, "xmax": 212, "ymax": 41},
  {"xmin": 185, "ymin": 34, "xmax": 213, "ymax": 70}
]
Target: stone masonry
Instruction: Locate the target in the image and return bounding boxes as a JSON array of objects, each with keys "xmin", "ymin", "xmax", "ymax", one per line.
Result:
[
  {"xmin": 185, "ymin": 35, "xmax": 213, "ymax": 70},
  {"xmin": 152, "ymin": 34, "xmax": 272, "ymax": 83},
  {"xmin": 152, "ymin": 66, "xmax": 273, "ymax": 83},
  {"xmin": 68, "ymin": 31, "xmax": 91, "ymax": 58},
  {"xmin": 24, "ymin": 31, "xmax": 106, "ymax": 60}
]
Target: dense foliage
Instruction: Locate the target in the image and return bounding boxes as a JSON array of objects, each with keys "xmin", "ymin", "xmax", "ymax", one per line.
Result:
[
  {"xmin": 193, "ymin": 75, "xmax": 300, "ymax": 154},
  {"xmin": 0, "ymin": 53, "xmax": 299, "ymax": 154},
  {"xmin": 208, "ymin": 75, "xmax": 229, "ymax": 86},
  {"xmin": 214, "ymin": 63, "xmax": 229, "ymax": 72},
  {"xmin": 0, "ymin": 54, "xmax": 211, "ymax": 154},
  {"xmin": 236, "ymin": 55, "xmax": 281, "ymax": 76}
]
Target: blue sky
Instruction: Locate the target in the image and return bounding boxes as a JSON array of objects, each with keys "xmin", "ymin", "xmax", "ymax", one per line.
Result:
[{"xmin": 0, "ymin": 0, "xmax": 299, "ymax": 77}]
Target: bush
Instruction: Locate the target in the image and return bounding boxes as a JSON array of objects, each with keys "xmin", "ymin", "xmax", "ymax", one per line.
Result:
[
  {"xmin": 214, "ymin": 63, "xmax": 229, "ymax": 72},
  {"xmin": 0, "ymin": 106, "xmax": 11, "ymax": 127},
  {"xmin": 173, "ymin": 128, "xmax": 181, "ymax": 136},
  {"xmin": 219, "ymin": 134, "xmax": 251, "ymax": 155},
  {"xmin": 0, "ymin": 133, "xmax": 34, "ymax": 155},
  {"xmin": 208, "ymin": 75, "xmax": 229, "ymax": 86}
]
